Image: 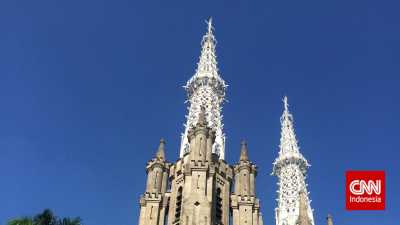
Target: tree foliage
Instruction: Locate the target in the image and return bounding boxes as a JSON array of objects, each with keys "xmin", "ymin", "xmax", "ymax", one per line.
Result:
[{"xmin": 7, "ymin": 209, "xmax": 82, "ymax": 225}]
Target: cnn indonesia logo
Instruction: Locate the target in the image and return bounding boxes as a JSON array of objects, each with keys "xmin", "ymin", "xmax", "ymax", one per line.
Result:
[{"xmin": 346, "ymin": 171, "xmax": 385, "ymax": 210}]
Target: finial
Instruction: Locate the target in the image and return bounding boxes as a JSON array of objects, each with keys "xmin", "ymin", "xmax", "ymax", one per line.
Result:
[
  {"xmin": 207, "ymin": 17, "xmax": 213, "ymax": 35},
  {"xmin": 239, "ymin": 140, "xmax": 249, "ymax": 161},
  {"xmin": 156, "ymin": 138, "xmax": 165, "ymax": 160},
  {"xmin": 283, "ymin": 96, "xmax": 289, "ymax": 113}
]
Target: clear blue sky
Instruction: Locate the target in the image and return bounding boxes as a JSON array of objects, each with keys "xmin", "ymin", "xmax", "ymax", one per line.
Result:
[{"xmin": 1, "ymin": 1, "xmax": 399, "ymax": 225}]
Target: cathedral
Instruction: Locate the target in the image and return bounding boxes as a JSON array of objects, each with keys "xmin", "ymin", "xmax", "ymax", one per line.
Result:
[{"xmin": 137, "ymin": 19, "xmax": 334, "ymax": 225}]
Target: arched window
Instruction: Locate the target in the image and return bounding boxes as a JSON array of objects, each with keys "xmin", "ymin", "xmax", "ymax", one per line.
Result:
[
  {"xmin": 216, "ymin": 188, "xmax": 223, "ymax": 225},
  {"xmin": 174, "ymin": 187, "xmax": 183, "ymax": 224}
]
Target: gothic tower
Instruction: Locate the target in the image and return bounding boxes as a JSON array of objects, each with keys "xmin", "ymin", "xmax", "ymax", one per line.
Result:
[
  {"xmin": 167, "ymin": 106, "xmax": 234, "ymax": 225},
  {"xmin": 272, "ymin": 97, "xmax": 315, "ymax": 225},
  {"xmin": 138, "ymin": 19, "xmax": 264, "ymax": 225}
]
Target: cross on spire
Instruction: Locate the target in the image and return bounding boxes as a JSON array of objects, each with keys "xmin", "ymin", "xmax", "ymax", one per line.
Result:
[
  {"xmin": 207, "ymin": 17, "xmax": 213, "ymax": 35},
  {"xmin": 283, "ymin": 96, "xmax": 289, "ymax": 113}
]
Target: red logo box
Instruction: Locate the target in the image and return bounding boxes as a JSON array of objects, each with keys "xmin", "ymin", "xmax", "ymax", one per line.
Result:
[{"xmin": 346, "ymin": 171, "xmax": 385, "ymax": 210}]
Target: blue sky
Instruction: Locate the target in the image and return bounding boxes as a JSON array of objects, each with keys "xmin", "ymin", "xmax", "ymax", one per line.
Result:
[{"xmin": 0, "ymin": 1, "xmax": 399, "ymax": 225}]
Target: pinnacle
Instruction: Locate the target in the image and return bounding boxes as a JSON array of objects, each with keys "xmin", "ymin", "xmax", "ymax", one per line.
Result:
[
  {"xmin": 326, "ymin": 214, "xmax": 333, "ymax": 225},
  {"xmin": 297, "ymin": 190, "xmax": 312, "ymax": 225},
  {"xmin": 239, "ymin": 140, "xmax": 249, "ymax": 161},
  {"xmin": 298, "ymin": 190, "xmax": 309, "ymax": 216},
  {"xmin": 156, "ymin": 138, "xmax": 165, "ymax": 160}
]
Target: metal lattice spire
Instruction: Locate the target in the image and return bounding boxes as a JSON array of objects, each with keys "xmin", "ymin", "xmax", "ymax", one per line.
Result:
[
  {"xmin": 179, "ymin": 18, "xmax": 227, "ymax": 159},
  {"xmin": 279, "ymin": 96, "xmax": 301, "ymax": 156},
  {"xmin": 272, "ymin": 96, "xmax": 314, "ymax": 225}
]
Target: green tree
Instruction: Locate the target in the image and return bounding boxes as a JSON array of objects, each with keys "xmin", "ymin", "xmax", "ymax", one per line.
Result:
[
  {"xmin": 33, "ymin": 209, "xmax": 57, "ymax": 225},
  {"xmin": 7, "ymin": 209, "xmax": 82, "ymax": 225},
  {"xmin": 7, "ymin": 217, "xmax": 34, "ymax": 225}
]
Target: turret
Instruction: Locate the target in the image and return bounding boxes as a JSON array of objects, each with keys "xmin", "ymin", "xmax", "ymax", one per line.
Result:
[
  {"xmin": 145, "ymin": 139, "xmax": 170, "ymax": 193},
  {"xmin": 231, "ymin": 141, "xmax": 263, "ymax": 225},
  {"xmin": 139, "ymin": 139, "xmax": 171, "ymax": 225},
  {"xmin": 234, "ymin": 141, "xmax": 257, "ymax": 196}
]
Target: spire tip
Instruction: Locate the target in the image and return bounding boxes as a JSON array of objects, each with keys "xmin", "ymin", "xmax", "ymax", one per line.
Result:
[
  {"xmin": 283, "ymin": 96, "xmax": 289, "ymax": 112},
  {"xmin": 207, "ymin": 17, "xmax": 213, "ymax": 35}
]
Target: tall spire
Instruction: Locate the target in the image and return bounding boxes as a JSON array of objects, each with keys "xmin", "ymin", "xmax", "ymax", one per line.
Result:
[
  {"xmin": 179, "ymin": 18, "xmax": 227, "ymax": 159},
  {"xmin": 273, "ymin": 96, "xmax": 314, "ymax": 225},
  {"xmin": 279, "ymin": 96, "xmax": 301, "ymax": 157}
]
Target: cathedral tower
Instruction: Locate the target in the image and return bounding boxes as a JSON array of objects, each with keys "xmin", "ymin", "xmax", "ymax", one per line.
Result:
[
  {"xmin": 138, "ymin": 19, "xmax": 264, "ymax": 225},
  {"xmin": 272, "ymin": 97, "xmax": 315, "ymax": 225},
  {"xmin": 167, "ymin": 106, "xmax": 233, "ymax": 225}
]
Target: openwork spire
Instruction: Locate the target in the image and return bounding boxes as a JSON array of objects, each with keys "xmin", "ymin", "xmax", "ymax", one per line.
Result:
[
  {"xmin": 273, "ymin": 96, "xmax": 314, "ymax": 225},
  {"xmin": 180, "ymin": 18, "xmax": 227, "ymax": 159},
  {"xmin": 279, "ymin": 96, "xmax": 301, "ymax": 157},
  {"xmin": 192, "ymin": 17, "xmax": 219, "ymax": 80}
]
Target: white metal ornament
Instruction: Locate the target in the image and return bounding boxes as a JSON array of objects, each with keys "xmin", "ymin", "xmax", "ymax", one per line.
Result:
[
  {"xmin": 273, "ymin": 96, "xmax": 314, "ymax": 225},
  {"xmin": 179, "ymin": 18, "xmax": 227, "ymax": 159}
]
